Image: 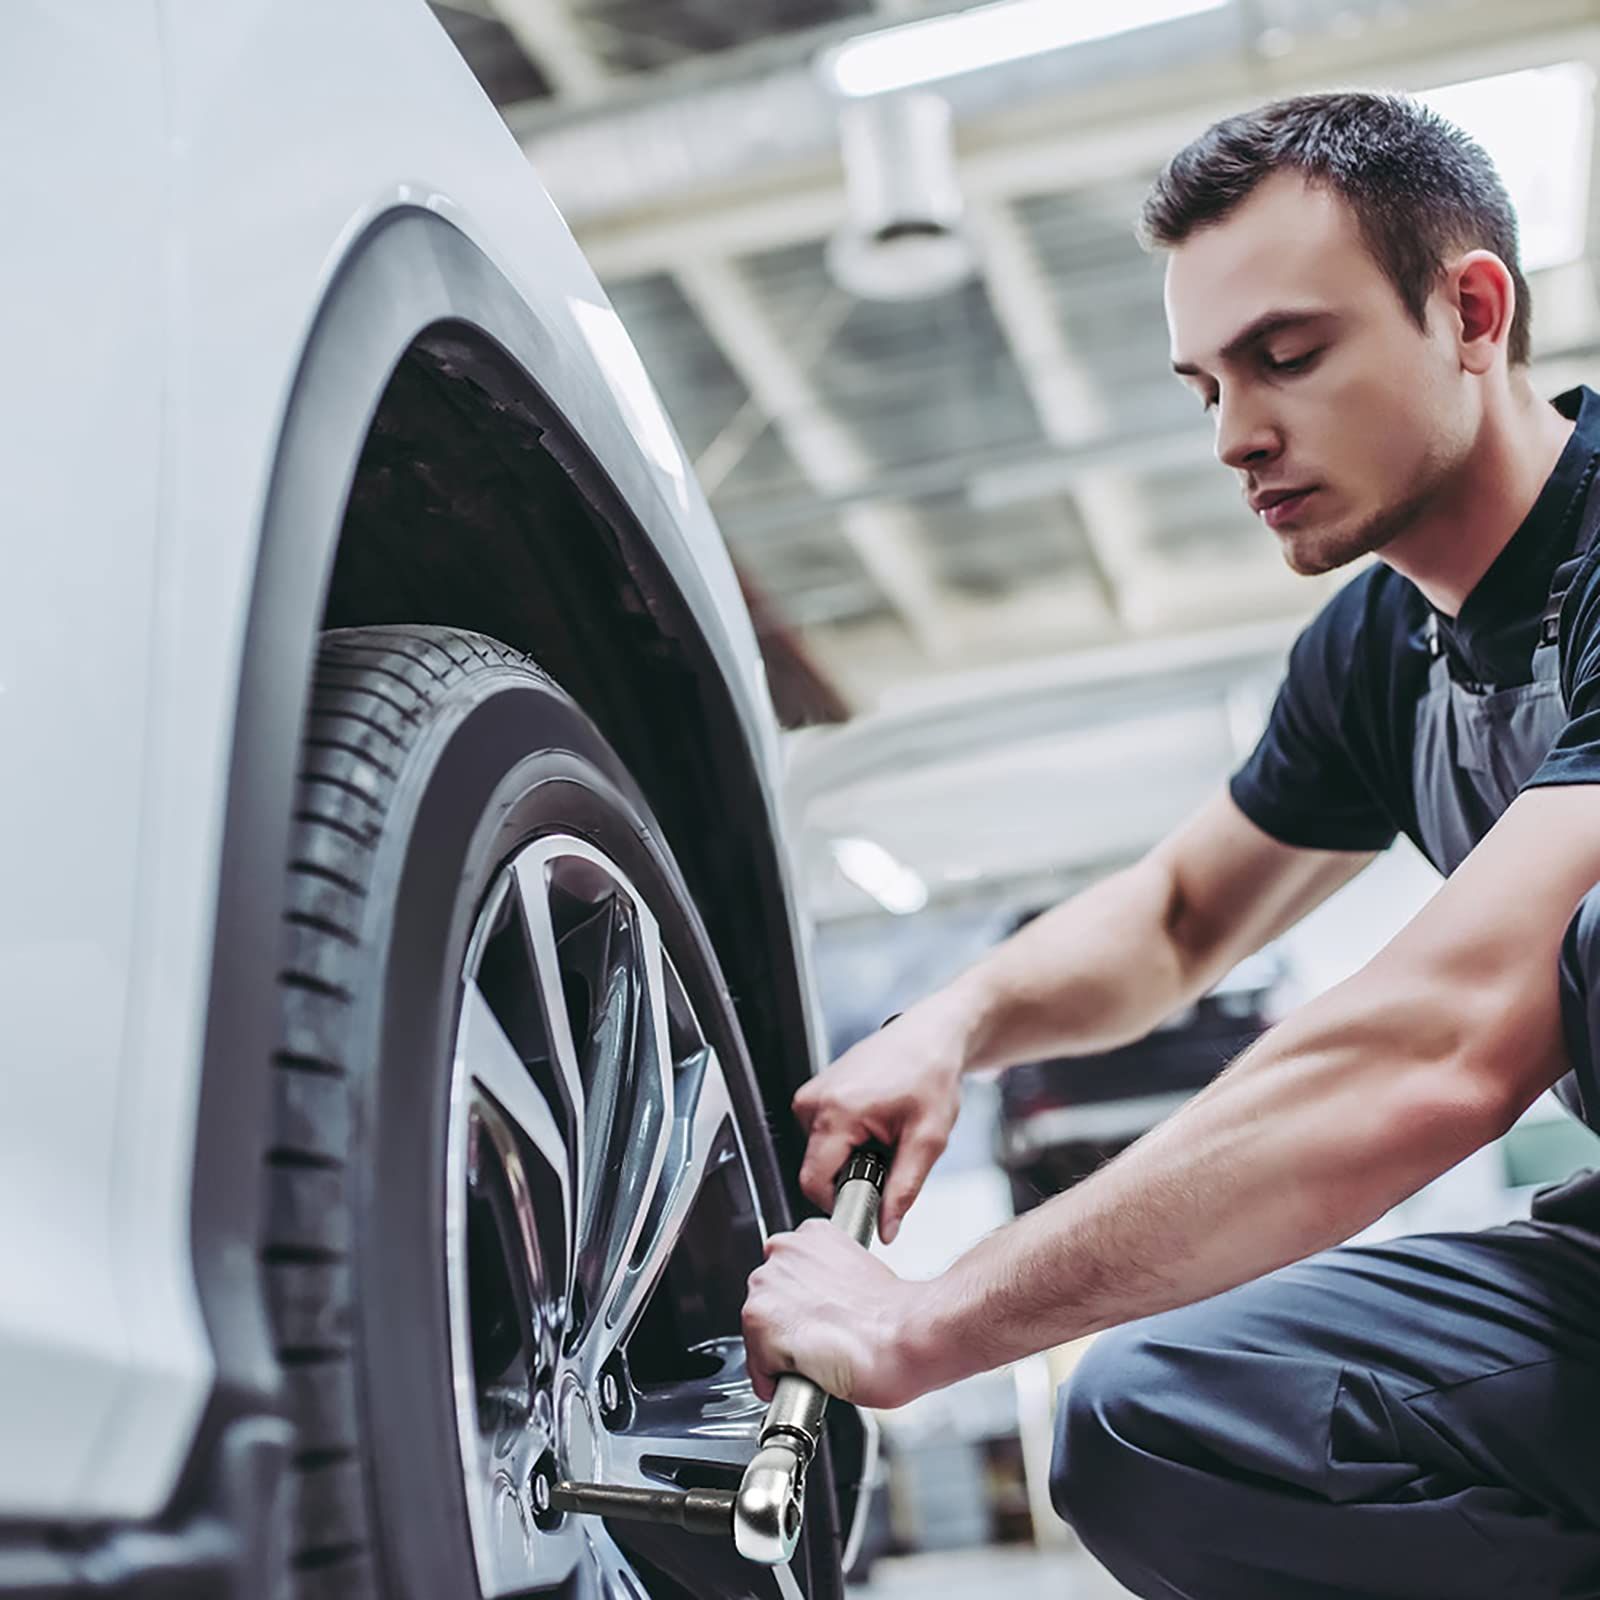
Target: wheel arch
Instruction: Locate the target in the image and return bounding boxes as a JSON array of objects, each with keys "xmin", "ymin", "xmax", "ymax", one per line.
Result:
[{"xmin": 189, "ymin": 207, "xmax": 823, "ymax": 1533}]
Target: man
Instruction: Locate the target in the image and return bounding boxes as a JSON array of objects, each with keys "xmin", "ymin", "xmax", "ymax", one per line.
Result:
[{"xmin": 741, "ymin": 92, "xmax": 1600, "ymax": 1597}]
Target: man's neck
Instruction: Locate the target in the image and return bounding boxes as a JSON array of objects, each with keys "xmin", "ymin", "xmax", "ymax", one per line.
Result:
[{"xmin": 1380, "ymin": 383, "xmax": 1576, "ymax": 617}]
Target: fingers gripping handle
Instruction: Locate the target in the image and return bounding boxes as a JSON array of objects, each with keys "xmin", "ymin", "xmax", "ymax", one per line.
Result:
[
  {"xmin": 760, "ymin": 1144, "xmax": 887, "ymax": 1438},
  {"xmin": 732, "ymin": 1142, "xmax": 890, "ymax": 1565}
]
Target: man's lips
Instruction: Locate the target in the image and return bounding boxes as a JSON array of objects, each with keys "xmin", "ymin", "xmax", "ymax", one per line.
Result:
[{"xmin": 1249, "ymin": 485, "xmax": 1318, "ymax": 528}]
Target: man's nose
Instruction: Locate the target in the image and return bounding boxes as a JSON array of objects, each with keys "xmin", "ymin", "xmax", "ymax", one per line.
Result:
[{"xmin": 1215, "ymin": 394, "xmax": 1281, "ymax": 473}]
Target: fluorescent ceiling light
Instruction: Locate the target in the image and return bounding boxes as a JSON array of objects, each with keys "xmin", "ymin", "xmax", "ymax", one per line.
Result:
[
  {"xmin": 822, "ymin": 0, "xmax": 1228, "ymax": 99},
  {"xmin": 830, "ymin": 837, "xmax": 930, "ymax": 916},
  {"xmin": 1419, "ymin": 62, "xmax": 1594, "ymax": 274}
]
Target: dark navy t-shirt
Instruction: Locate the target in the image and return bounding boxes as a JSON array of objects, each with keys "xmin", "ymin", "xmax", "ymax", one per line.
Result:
[{"xmin": 1230, "ymin": 386, "xmax": 1600, "ymax": 863}]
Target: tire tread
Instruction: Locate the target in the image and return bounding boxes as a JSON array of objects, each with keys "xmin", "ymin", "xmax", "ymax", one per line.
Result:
[{"xmin": 264, "ymin": 624, "xmax": 532, "ymax": 1598}]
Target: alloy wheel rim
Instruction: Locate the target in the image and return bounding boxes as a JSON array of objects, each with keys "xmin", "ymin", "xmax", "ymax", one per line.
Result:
[{"xmin": 444, "ymin": 832, "xmax": 774, "ymax": 1597}]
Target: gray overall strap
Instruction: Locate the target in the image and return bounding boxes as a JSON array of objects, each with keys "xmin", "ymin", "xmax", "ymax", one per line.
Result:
[
  {"xmin": 1413, "ymin": 452, "xmax": 1600, "ymax": 878},
  {"xmin": 1422, "ymin": 448, "xmax": 1600, "ymax": 679}
]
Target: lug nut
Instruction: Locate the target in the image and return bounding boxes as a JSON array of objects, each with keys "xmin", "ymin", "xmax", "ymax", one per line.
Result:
[{"xmin": 531, "ymin": 1452, "xmax": 562, "ymax": 1530}]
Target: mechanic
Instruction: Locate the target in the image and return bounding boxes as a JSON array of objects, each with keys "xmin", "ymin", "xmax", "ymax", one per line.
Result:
[{"xmin": 741, "ymin": 92, "xmax": 1600, "ymax": 1597}]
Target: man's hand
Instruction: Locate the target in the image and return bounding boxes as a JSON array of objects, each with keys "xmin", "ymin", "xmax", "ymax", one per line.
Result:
[
  {"xmin": 793, "ymin": 1009, "xmax": 966, "ymax": 1242},
  {"xmin": 741, "ymin": 1219, "xmax": 936, "ymax": 1410}
]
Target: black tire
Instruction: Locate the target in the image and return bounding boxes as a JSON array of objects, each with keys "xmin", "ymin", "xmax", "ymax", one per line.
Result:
[{"xmin": 263, "ymin": 624, "xmax": 843, "ymax": 1599}]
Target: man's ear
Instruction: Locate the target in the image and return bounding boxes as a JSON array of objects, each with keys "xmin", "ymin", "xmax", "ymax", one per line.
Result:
[{"xmin": 1448, "ymin": 249, "xmax": 1516, "ymax": 374}]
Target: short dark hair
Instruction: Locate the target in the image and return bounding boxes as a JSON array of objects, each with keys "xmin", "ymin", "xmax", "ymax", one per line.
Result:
[{"xmin": 1140, "ymin": 91, "xmax": 1532, "ymax": 365}]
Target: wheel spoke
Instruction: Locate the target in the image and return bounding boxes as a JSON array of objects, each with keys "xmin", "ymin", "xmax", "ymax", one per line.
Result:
[
  {"xmin": 586, "ymin": 1045, "xmax": 741, "ymax": 1377},
  {"xmin": 603, "ymin": 1336, "xmax": 766, "ymax": 1488},
  {"xmin": 555, "ymin": 879, "xmax": 674, "ymax": 1357},
  {"xmin": 462, "ymin": 984, "xmax": 572, "ymax": 1213},
  {"xmin": 606, "ymin": 914, "xmax": 677, "ymax": 1317},
  {"xmin": 513, "ymin": 850, "xmax": 590, "ymax": 1243},
  {"xmin": 453, "ymin": 968, "xmax": 581, "ymax": 1597},
  {"xmin": 575, "ymin": 1526, "xmax": 653, "ymax": 1600},
  {"xmin": 460, "ymin": 983, "xmax": 572, "ymax": 1328},
  {"xmin": 605, "ymin": 1510, "xmax": 812, "ymax": 1600}
]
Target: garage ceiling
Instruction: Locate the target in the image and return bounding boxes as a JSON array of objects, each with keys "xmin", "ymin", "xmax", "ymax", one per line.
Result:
[
  {"xmin": 434, "ymin": 0, "xmax": 1600, "ymax": 712},
  {"xmin": 436, "ymin": 0, "xmax": 875, "ymax": 89}
]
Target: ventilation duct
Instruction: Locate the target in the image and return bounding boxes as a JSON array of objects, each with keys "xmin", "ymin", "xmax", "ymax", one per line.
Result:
[{"xmin": 826, "ymin": 92, "xmax": 975, "ymax": 301}]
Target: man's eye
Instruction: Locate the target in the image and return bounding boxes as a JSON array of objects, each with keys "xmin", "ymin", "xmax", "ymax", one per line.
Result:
[{"xmin": 1265, "ymin": 348, "xmax": 1320, "ymax": 374}]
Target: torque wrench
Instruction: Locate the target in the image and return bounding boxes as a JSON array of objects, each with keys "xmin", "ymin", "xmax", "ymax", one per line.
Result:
[{"xmin": 549, "ymin": 1141, "xmax": 890, "ymax": 1566}]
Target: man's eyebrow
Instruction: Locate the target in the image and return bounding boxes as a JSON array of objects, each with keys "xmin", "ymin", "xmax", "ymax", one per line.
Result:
[{"xmin": 1171, "ymin": 309, "xmax": 1333, "ymax": 376}]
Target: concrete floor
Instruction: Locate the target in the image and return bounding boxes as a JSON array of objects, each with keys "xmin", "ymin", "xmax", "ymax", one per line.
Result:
[{"xmin": 847, "ymin": 1543, "xmax": 1135, "ymax": 1599}]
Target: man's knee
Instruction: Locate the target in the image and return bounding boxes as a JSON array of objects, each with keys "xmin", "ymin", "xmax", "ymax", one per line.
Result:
[
  {"xmin": 1049, "ymin": 1322, "xmax": 1168, "ymax": 1542},
  {"xmin": 1049, "ymin": 1291, "xmax": 1343, "ymax": 1576},
  {"xmin": 1050, "ymin": 1317, "xmax": 1242, "ymax": 1598}
]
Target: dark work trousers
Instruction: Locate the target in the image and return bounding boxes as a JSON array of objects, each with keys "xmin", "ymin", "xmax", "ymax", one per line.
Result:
[{"xmin": 1048, "ymin": 888, "xmax": 1600, "ymax": 1600}]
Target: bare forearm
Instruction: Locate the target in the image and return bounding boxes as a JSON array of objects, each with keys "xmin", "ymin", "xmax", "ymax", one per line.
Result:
[
  {"xmin": 899, "ymin": 795, "xmax": 1373, "ymax": 1079},
  {"xmin": 927, "ymin": 859, "xmax": 1198, "ymax": 1076},
  {"xmin": 910, "ymin": 976, "xmax": 1526, "ymax": 1388}
]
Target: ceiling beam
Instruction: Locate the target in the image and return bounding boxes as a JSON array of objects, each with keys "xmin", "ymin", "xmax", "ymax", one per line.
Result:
[
  {"xmin": 968, "ymin": 196, "xmax": 1158, "ymax": 629},
  {"xmin": 674, "ymin": 258, "xmax": 958, "ymax": 658}
]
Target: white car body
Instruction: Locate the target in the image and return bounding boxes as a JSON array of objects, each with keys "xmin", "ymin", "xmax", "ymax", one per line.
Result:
[{"xmin": 2, "ymin": 0, "xmax": 831, "ymax": 1567}]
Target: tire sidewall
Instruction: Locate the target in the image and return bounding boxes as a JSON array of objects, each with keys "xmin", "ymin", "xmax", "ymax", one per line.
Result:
[{"xmin": 339, "ymin": 663, "xmax": 834, "ymax": 1597}]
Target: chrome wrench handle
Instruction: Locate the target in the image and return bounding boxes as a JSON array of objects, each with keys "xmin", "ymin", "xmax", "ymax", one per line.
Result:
[{"xmin": 733, "ymin": 1143, "xmax": 889, "ymax": 1565}]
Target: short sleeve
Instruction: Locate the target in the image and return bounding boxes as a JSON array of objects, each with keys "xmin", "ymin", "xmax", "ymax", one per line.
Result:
[
  {"xmin": 1229, "ymin": 580, "xmax": 1401, "ymax": 852},
  {"xmin": 1527, "ymin": 551, "xmax": 1600, "ymax": 790}
]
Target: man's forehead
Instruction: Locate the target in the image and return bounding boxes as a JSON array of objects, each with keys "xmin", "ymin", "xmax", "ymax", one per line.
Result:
[{"xmin": 1164, "ymin": 175, "xmax": 1368, "ymax": 362}]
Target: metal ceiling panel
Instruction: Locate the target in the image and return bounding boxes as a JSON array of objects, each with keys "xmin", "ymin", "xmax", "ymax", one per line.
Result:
[{"xmin": 736, "ymin": 239, "xmax": 1048, "ymax": 483}]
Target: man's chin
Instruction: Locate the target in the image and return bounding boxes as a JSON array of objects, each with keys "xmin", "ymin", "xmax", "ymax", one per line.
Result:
[
  {"xmin": 1279, "ymin": 538, "xmax": 1341, "ymax": 577},
  {"xmin": 1276, "ymin": 515, "xmax": 1380, "ymax": 577}
]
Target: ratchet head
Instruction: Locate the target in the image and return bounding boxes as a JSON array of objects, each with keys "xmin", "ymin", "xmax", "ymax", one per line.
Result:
[{"xmin": 732, "ymin": 1440, "xmax": 807, "ymax": 1565}]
